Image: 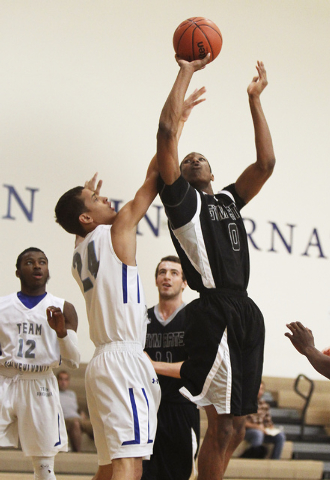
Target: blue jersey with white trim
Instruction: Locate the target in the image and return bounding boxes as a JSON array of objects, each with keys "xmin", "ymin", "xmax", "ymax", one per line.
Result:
[
  {"xmin": 72, "ymin": 225, "xmax": 148, "ymax": 347},
  {"xmin": 159, "ymin": 175, "xmax": 249, "ymax": 292}
]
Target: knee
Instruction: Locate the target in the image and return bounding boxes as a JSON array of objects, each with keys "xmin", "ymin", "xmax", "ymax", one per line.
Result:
[
  {"xmin": 275, "ymin": 431, "xmax": 286, "ymax": 444},
  {"xmin": 245, "ymin": 428, "xmax": 264, "ymax": 446},
  {"xmin": 233, "ymin": 421, "xmax": 246, "ymax": 444}
]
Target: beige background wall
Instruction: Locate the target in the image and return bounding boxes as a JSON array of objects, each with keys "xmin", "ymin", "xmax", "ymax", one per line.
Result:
[{"xmin": 1, "ymin": 0, "xmax": 330, "ymax": 379}]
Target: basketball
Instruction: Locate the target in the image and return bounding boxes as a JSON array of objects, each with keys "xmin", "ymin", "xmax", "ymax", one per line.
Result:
[{"xmin": 173, "ymin": 17, "xmax": 223, "ymax": 63}]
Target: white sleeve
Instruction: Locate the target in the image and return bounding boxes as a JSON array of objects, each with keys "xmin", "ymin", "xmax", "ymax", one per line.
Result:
[{"xmin": 57, "ymin": 329, "xmax": 80, "ymax": 369}]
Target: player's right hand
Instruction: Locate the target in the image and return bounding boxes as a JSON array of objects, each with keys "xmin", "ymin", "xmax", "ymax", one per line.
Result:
[{"xmin": 176, "ymin": 53, "xmax": 211, "ymax": 71}]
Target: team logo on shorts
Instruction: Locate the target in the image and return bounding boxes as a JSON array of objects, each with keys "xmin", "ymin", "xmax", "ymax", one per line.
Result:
[{"xmin": 37, "ymin": 386, "xmax": 53, "ymax": 397}]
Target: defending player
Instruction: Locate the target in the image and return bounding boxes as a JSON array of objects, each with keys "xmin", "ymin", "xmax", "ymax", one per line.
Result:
[
  {"xmin": 53, "ymin": 85, "xmax": 204, "ymax": 480},
  {"xmin": 156, "ymin": 55, "xmax": 275, "ymax": 480},
  {"xmin": 142, "ymin": 256, "xmax": 199, "ymax": 480},
  {"xmin": 0, "ymin": 247, "xmax": 80, "ymax": 480}
]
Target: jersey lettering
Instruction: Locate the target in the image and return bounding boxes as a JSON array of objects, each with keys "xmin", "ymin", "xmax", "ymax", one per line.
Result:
[
  {"xmin": 228, "ymin": 223, "xmax": 240, "ymax": 251},
  {"xmin": 73, "ymin": 240, "xmax": 99, "ymax": 292}
]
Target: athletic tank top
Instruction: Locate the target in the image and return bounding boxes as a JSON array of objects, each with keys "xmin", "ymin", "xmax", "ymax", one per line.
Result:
[
  {"xmin": 72, "ymin": 224, "xmax": 147, "ymax": 347},
  {"xmin": 0, "ymin": 292, "xmax": 64, "ymax": 373}
]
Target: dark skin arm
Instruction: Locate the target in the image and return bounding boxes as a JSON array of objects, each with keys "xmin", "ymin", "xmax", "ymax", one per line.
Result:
[
  {"xmin": 235, "ymin": 61, "xmax": 275, "ymax": 204},
  {"xmin": 46, "ymin": 301, "xmax": 78, "ymax": 338},
  {"xmin": 285, "ymin": 321, "xmax": 330, "ymax": 380},
  {"xmin": 157, "ymin": 54, "xmax": 210, "ymax": 186}
]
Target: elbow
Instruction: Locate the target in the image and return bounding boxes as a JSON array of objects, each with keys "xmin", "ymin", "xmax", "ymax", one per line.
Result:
[
  {"xmin": 258, "ymin": 156, "xmax": 276, "ymax": 178},
  {"xmin": 266, "ymin": 156, "xmax": 276, "ymax": 177},
  {"xmin": 158, "ymin": 119, "xmax": 178, "ymax": 142}
]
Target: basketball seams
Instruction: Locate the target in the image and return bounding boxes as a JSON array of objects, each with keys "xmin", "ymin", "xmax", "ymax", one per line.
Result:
[
  {"xmin": 193, "ymin": 27, "xmax": 214, "ymax": 60},
  {"xmin": 175, "ymin": 23, "xmax": 194, "ymax": 58},
  {"xmin": 173, "ymin": 17, "xmax": 222, "ymax": 63}
]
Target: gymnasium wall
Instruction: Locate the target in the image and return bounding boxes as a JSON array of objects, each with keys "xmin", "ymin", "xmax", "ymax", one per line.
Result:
[{"xmin": 1, "ymin": 0, "xmax": 330, "ymax": 380}]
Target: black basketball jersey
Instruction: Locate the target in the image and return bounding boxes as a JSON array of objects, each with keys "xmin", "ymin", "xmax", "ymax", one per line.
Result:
[
  {"xmin": 145, "ymin": 305, "xmax": 190, "ymax": 403},
  {"xmin": 159, "ymin": 175, "xmax": 249, "ymax": 292}
]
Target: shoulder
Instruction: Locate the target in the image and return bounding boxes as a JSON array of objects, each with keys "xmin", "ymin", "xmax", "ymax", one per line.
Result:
[
  {"xmin": 45, "ymin": 293, "xmax": 65, "ymax": 306},
  {"xmin": 147, "ymin": 306, "xmax": 156, "ymax": 322},
  {"xmin": 0, "ymin": 292, "xmax": 16, "ymax": 302},
  {"xmin": 217, "ymin": 184, "xmax": 245, "ymax": 209}
]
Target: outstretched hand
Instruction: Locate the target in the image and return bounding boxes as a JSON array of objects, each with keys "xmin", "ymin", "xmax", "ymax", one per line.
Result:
[
  {"xmin": 47, "ymin": 306, "xmax": 67, "ymax": 338},
  {"xmin": 176, "ymin": 53, "xmax": 211, "ymax": 72},
  {"xmin": 285, "ymin": 321, "xmax": 315, "ymax": 355},
  {"xmin": 84, "ymin": 173, "xmax": 103, "ymax": 194},
  {"xmin": 247, "ymin": 61, "xmax": 268, "ymax": 98},
  {"xmin": 181, "ymin": 87, "xmax": 206, "ymax": 123}
]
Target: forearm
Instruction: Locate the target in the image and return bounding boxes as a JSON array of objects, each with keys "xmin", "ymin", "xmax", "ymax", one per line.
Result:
[
  {"xmin": 58, "ymin": 329, "xmax": 80, "ymax": 369},
  {"xmin": 152, "ymin": 360, "xmax": 183, "ymax": 379},
  {"xmin": 249, "ymin": 95, "xmax": 275, "ymax": 173},
  {"xmin": 303, "ymin": 346, "xmax": 330, "ymax": 380},
  {"xmin": 145, "ymin": 154, "xmax": 158, "ymax": 179},
  {"xmin": 159, "ymin": 65, "xmax": 195, "ymax": 135}
]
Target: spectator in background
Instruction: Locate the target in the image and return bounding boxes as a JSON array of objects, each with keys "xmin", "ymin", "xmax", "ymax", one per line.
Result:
[
  {"xmin": 57, "ymin": 370, "xmax": 94, "ymax": 452},
  {"xmin": 243, "ymin": 381, "xmax": 285, "ymax": 459}
]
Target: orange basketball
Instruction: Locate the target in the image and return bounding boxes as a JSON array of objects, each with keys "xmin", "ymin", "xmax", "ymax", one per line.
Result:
[{"xmin": 173, "ymin": 17, "xmax": 223, "ymax": 63}]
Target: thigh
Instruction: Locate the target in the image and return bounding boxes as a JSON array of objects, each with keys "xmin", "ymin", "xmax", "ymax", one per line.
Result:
[
  {"xmin": 241, "ymin": 300, "xmax": 265, "ymax": 415},
  {"xmin": 86, "ymin": 349, "xmax": 161, "ymax": 465},
  {"xmin": 17, "ymin": 375, "xmax": 68, "ymax": 456},
  {"xmin": 0, "ymin": 376, "xmax": 18, "ymax": 448},
  {"xmin": 180, "ymin": 297, "xmax": 231, "ymax": 413}
]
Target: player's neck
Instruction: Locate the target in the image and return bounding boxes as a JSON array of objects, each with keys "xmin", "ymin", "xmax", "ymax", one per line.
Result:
[
  {"xmin": 158, "ymin": 296, "xmax": 183, "ymax": 321},
  {"xmin": 202, "ymin": 184, "xmax": 214, "ymax": 195},
  {"xmin": 20, "ymin": 286, "xmax": 47, "ymax": 297}
]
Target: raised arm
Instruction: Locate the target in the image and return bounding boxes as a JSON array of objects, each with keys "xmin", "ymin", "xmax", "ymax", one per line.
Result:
[
  {"xmin": 157, "ymin": 55, "xmax": 210, "ymax": 186},
  {"xmin": 235, "ymin": 61, "xmax": 276, "ymax": 204},
  {"xmin": 113, "ymin": 85, "xmax": 208, "ymax": 234},
  {"xmin": 285, "ymin": 321, "xmax": 330, "ymax": 380}
]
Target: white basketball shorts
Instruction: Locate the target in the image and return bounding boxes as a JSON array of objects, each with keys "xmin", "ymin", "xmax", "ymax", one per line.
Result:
[
  {"xmin": 0, "ymin": 369, "xmax": 68, "ymax": 456},
  {"xmin": 85, "ymin": 342, "xmax": 161, "ymax": 465}
]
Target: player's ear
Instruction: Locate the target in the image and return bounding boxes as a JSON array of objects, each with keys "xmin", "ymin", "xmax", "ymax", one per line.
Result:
[
  {"xmin": 15, "ymin": 270, "xmax": 20, "ymax": 279},
  {"xmin": 182, "ymin": 280, "xmax": 187, "ymax": 291},
  {"xmin": 79, "ymin": 212, "xmax": 93, "ymax": 225},
  {"xmin": 210, "ymin": 173, "xmax": 214, "ymax": 182}
]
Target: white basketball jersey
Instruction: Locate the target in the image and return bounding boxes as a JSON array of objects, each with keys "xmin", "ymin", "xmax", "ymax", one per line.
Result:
[
  {"xmin": 72, "ymin": 224, "xmax": 148, "ymax": 347},
  {"xmin": 0, "ymin": 293, "xmax": 65, "ymax": 373}
]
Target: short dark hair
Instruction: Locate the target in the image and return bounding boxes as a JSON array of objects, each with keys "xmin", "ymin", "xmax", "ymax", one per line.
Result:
[
  {"xmin": 155, "ymin": 255, "xmax": 186, "ymax": 281},
  {"xmin": 16, "ymin": 248, "xmax": 47, "ymax": 270},
  {"xmin": 55, "ymin": 186, "xmax": 87, "ymax": 237}
]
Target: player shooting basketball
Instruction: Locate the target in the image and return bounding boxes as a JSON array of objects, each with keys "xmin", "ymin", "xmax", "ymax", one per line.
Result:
[{"xmin": 154, "ymin": 53, "xmax": 275, "ymax": 480}]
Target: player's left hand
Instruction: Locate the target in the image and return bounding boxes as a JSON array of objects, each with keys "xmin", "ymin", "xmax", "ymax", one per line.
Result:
[
  {"xmin": 47, "ymin": 306, "xmax": 67, "ymax": 338},
  {"xmin": 181, "ymin": 87, "xmax": 206, "ymax": 123},
  {"xmin": 285, "ymin": 321, "xmax": 315, "ymax": 355},
  {"xmin": 84, "ymin": 173, "xmax": 103, "ymax": 194},
  {"xmin": 247, "ymin": 61, "xmax": 268, "ymax": 97}
]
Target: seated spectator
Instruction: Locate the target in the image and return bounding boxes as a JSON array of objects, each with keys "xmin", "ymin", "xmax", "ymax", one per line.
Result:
[
  {"xmin": 57, "ymin": 370, "xmax": 94, "ymax": 452},
  {"xmin": 242, "ymin": 381, "xmax": 286, "ymax": 459}
]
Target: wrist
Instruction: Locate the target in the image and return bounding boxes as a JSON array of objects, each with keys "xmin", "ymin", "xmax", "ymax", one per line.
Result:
[
  {"xmin": 56, "ymin": 329, "xmax": 67, "ymax": 339},
  {"xmin": 248, "ymin": 93, "xmax": 261, "ymax": 103}
]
